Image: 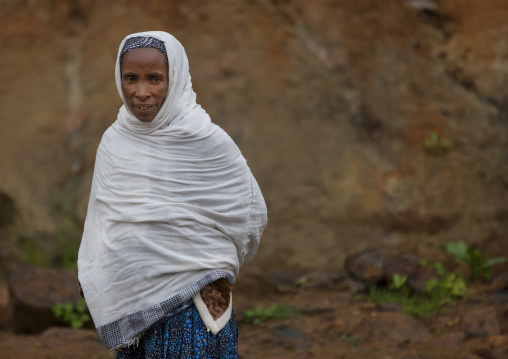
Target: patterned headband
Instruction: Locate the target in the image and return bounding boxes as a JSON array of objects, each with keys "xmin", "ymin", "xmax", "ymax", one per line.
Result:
[{"xmin": 120, "ymin": 36, "xmax": 167, "ymax": 59}]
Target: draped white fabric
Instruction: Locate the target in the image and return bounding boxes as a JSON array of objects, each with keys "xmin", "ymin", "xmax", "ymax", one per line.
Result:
[{"xmin": 77, "ymin": 31, "xmax": 267, "ymax": 341}]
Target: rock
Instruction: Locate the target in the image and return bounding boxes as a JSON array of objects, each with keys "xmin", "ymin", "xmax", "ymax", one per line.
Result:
[
  {"xmin": 344, "ymin": 249, "xmax": 385, "ymax": 286},
  {"xmin": 344, "ymin": 248, "xmax": 439, "ymax": 292},
  {"xmin": 7, "ymin": 264, "xmax": 82, "ymax": 333},
  {"xmin": 354, "ymin": 312, "xmax": 431, "ymax": 344},
  {"xmin": 407, "ymin": 265, "xmax": 436, "ymax": 293},
  {"xmin": 461, "ymin": 307, "xmax": 500, "ymax": 338},
  {"xmin": 384, "ymin": 253, "xmax": 419, "ymax": 282}
]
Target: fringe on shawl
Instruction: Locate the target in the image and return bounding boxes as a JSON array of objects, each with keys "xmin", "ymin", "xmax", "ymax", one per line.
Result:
[{"xmin": 109, "ymin": 335, "xmax": 141, "ymax": 358}]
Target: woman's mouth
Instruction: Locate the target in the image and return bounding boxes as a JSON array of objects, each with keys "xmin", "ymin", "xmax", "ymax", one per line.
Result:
[{"xmin": 135, "ymin": 104, "xmax": 155, "ymax": 111}]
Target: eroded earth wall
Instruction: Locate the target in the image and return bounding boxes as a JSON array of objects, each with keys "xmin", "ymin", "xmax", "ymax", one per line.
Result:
[{"xmin": 1, "ymin": 0, "xmax": 508, "ymax": 272}]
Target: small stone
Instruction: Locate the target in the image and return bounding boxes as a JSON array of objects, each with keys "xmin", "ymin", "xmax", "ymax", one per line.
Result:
[
  {"xmin": 344, "ymin": 248, "xmax": 385, "ymax": 286},
  {"xmin": 462, "ymin": 307, "xmax": 500, "ymax": 338}
]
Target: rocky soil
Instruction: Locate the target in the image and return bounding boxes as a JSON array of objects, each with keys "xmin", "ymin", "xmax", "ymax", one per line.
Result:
[
  {"xmin": 1, "ymin": 266, "xmax": 508, "ymax": 358},
  {"xmin": 1, "ymin": 253, "xmax": 508, "ymax": 359}
]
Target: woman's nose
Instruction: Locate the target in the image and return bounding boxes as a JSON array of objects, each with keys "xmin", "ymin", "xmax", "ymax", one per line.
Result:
[{"xmin": 135, "ymin": 83, "xmax": 150, "ymax": 100}]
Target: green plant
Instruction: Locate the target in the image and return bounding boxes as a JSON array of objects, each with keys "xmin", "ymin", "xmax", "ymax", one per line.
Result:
[
  {"xmin": 389, "ymin": 274, "xmax": 408, "ymax": 290},
  {"xmin": 425, "ymin": 272, "xmax": 467, "ymax": 298},
  {"xmin": 367, "ymin": 265, "xmax": 467, "ymax": 318},
  {"xmin": 423, "ymin": 132, "xmax": 451, "ymax": 155},
  {"xmin": 368, "ymin": 284, "xmax": 443, "ymax": 317},
  {"xmin": 444, "ymin": 241, "xmax": 507, "ymax": 280},
  {"xmin": 52, "ymin": 299, "xmax": 90, "ymax": 329},
  {"xmin": 340, "ymin": 333, "xmax": 359, "ymax": 348},
  {"xmin": 295, "ymin": 276, "xmax": 309, "ymax": 286},
  {"xmin": 243, "ymin": 304, "xmax": 298, "ymax": 324}
]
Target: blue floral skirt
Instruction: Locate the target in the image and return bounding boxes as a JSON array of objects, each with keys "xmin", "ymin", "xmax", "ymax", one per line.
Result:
[{"xmin": 116, "ymin": 303, "xmax": 238, "ymax": 359}]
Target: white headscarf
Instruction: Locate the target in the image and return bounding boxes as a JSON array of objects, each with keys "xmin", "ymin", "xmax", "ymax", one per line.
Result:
[
  {"xmin": 78, "ymin": 31, "xmax": 267, "ymax": 351},
  {"xmin": 115, "ymin": 31, "xmax": 206, "ymax": 134}
]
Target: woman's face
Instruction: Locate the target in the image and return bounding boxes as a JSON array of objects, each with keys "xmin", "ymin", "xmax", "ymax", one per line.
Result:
[{"xmin": 121, "ymin": 47, "xmax": 169, "ymax": 123}]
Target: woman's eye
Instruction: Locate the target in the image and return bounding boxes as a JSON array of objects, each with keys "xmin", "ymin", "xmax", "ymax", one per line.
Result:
[{"xmin": 152, "ymin": 77, "xmax": 161, "ymax": 82}]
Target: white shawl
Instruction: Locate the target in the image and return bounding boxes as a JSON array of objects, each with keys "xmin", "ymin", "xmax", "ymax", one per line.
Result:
[{"xmin": 77, "ymin": 31, "xmax": 267, "ymax": 350}]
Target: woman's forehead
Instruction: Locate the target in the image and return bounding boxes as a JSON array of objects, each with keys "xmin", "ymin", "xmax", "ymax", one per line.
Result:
[{"xmin": 121, "ymin": 47, "xmax": 168, "ymax": 72}]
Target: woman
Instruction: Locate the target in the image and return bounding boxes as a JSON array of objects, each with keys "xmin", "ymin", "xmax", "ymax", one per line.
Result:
[{"xmin": 77, "ymin": 31, "xmax": 267, "ymax": 358}]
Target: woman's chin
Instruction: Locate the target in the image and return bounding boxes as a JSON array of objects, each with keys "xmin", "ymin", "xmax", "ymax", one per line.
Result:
[{"xmin": 133, "ymin": 111, "xmax": 156, "ymax": 122}]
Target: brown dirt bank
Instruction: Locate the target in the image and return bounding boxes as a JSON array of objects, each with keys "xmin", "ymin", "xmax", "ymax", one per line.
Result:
[{"xmin": 0, "ymin": 0, "xmax": 507, "ymax": 303}]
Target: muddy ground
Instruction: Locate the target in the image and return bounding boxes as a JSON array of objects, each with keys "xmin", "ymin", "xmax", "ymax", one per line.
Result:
[{"xmin": 1, "ymin": 268, "xmax": 507, "ymax": 359}]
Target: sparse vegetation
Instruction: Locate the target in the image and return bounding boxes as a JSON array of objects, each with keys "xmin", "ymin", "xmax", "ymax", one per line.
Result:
[
  {"xmin": 444, "ymin": 241, "xmax": 506, "ymax": 280},
  {"xmin": 389, "ymin": 273, "xmax": 407, "ymax": 290},
  {"xmin": 340, "ymin": 333, "xmax": 359, "ymax": 348},
  {"xmin": 52, "ymin": 299, "xmax": 90, "ymax": 329},
  {"xmin": 243, "ymin": 304, "xmax": 298, "ymax": 324},
  {"xmin": 423, "ymin": 132, "xmax": 451, "ymax": 155},
  {"xmin": 365, "ymin": 243, "xmax": 474, "ymax": 317},
  {"xmin": 368, "ymin": 266, "xmax": 467, "ymax": 318},
  {"xmin": 363, "ymin": 241, "xmax": 505, "ymax": 318}
]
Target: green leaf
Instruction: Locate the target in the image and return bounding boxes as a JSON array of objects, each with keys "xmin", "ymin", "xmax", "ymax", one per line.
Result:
[
  {"xmin": 484, "ymin": 257, "xmax": 507, "ymax": 268},
  {"xmin": 432, "ymin": 262, "xmax": 447, "ymax": 277},
  {"xmin": 425, "ymin": 278, "xmax": 439, "ymax": 293},
  {"xmin": 390, "ymin": 274, "xmax": 407, "ymax": 290},
  {"xmin": 75, "ymin": 299, "xmax": 88, "ymax": 313},
  {"xmin": 51, "ymin": 300, "xmax": 90, "ymax": 329},
  {"xmin": 443, "ymin": 242, "xmax": 469, "ymax": 263},
  {"xmin": 243, "ymin": 304, "xmax": 298, "ymax": 324}
]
